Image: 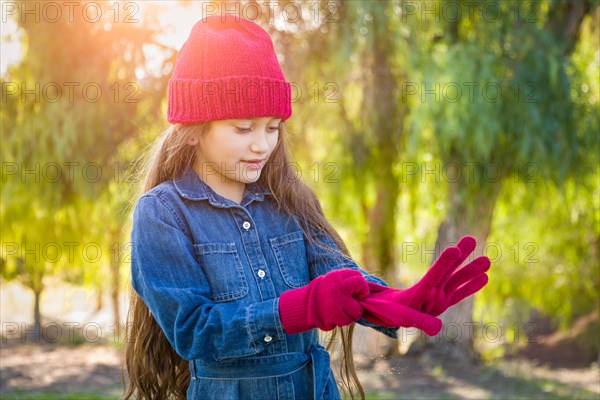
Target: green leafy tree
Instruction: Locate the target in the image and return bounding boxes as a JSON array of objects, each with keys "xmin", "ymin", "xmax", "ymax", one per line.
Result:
[
  {"xmin": 1, "ymin": 1, "xmax": 173, "ymax": 335},
  {"xmin": 268, "ymin": 0, "xmax": 598, "ymax": 359},
  {"xmin": 403, "ymin": 0, "xmax": 598, "ymax": 355}
]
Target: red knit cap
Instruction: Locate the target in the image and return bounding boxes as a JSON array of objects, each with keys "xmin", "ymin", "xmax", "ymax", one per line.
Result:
[{"xmin": 167, "ymin": 15, "xmax": 293, "ymax": 124}]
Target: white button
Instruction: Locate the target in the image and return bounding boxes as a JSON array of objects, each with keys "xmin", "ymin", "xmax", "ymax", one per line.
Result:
[
  {"xmin": 264, "ymin": 334, "xmax": 273, "ymax": 343},
  {"xmin": 257, "ymin": 269, "xmax": 266, "ymax": 278},
  {"xmin": 242, "ymin": 221, "xmax": 251, "ymax": 230}
]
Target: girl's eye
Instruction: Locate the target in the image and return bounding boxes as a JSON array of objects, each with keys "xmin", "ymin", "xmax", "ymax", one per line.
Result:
[
  {"xmin": 236, "ymin": 126, "xmax": 280, "ymax": 134},
  {"xmin": 236, "ymin": 127, "xmax": 252, "ymax": 134}
]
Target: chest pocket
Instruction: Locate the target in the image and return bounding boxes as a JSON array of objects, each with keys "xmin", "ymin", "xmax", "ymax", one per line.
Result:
[
  {"xmin": 193, "ymin": 242, "xmax": 249, "ymax": 302},
  {"xmin": 269, "ymin": 231, "xmax": 310, "ymax": 288}
]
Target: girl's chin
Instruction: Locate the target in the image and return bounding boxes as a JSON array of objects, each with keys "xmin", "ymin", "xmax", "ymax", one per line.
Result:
[
  {"xmin": 233, "ymin": 172, "xmax": 261, "ymax": 184},
  {"xmin": 240, "ymin": 167, "xmax": 262, "ymax": 181}
]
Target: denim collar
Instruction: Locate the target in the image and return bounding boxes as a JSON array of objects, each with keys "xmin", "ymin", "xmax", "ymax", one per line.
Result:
[{"xmin": 173, "ymin": 167, "xmax": 272, "ymax": 207}]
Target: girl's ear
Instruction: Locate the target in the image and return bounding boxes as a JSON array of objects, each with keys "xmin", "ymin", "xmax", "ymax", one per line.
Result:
[{"xmin": 187, "ymin": 135, "xmax": 199, "ymax": 146}]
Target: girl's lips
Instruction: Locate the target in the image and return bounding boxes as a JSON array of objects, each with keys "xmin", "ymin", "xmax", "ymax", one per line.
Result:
[{"xmin": 242, "ymin": 159, "xmax": 266, "ymax": 169}]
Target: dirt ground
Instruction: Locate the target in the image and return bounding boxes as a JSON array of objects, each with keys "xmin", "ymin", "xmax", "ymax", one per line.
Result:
[
  {"xmin": 1, "ymin": 339, "xmax": 598, "ymax": 400},
  {"xmin": 0, "ymin": 340, "xmax": 124, "ymax": 398},
  {"xmin": 2, "ymin": 283, "xmax": 597, "ymax": 398}
]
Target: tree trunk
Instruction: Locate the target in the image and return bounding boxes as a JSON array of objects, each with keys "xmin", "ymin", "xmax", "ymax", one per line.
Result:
[
  {"xmin": 368, "ymin": 173, "xmax": 401, "ymax": 283},
  {"xmin": 545, "ymin": 0, "xmax": 593, "ymax": 56},
  {"xmin": 366, "ymin": 175, "xmax": 402, "ymax": 357},
  {"xmin": 360, "ymin": 1, "xmax": 406, "ymax": 356},
  {"xmin": 28, "ymin": 264, "xmax": 45, "ymax": 342},
  {"xmin": 427, "ymin": 166, "xmax": 502, "ymax": 360},
  {"xmin": 404, "ymin": 149, "xmax": 503, "ymax": 358},
  {"xmin": 95, "ymin": 284, "xmax": 103, "ymax": 313},
  {"xmin": 109, "ymin": 229, "xmax": 121, "ymax": 338},
  {"xmin": 362, "ymin": 3, "xmax": 404, "ymax": 284},
  {"xmin": 33, "ymin": 287, "xmax": 42, "ymax": 341}
]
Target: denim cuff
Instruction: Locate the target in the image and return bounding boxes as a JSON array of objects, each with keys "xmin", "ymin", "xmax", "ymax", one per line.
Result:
[
  {"xmin": 357, "ymin": 318, "xmax": 399, "ymax": 339},
  {"xmin": 363, "ymin": 274, "xmax": 387, "ymax": 286},
  {"xmin": 246, "ymin": 298, "xmax": 286, "ymax": 350}
]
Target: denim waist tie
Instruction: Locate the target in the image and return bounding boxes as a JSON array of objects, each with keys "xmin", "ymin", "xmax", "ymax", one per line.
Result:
[
  {"xmin": 189, "ymin": 345, "xmax": 331, "ymax": 400},
  {"xmin": 309, "ymin": 344, "xmax": 330, "ymax": 400}
]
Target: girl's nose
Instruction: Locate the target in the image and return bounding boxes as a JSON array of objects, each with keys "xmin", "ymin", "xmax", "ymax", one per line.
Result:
[{"xmin": 250, "ymin": 129, "xmax": 270, "ymax": 153}]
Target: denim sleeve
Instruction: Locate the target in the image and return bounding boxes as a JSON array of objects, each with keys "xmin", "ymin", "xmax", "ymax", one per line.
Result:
[
  {"xmin": 304, "ymin": 230, "xmax": 398, "ymax": 339},
  {"xmin": 130, "ymin": 195, "xmax": 285, "ymax": 362}
]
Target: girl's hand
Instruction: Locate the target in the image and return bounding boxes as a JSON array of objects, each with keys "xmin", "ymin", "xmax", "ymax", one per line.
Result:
[
  {"xmin": 360, "ymin": 236, "xmax": 491, "ymax": 334},
  {"xmin": 278, "ymin": 269, "xmax": 369, "ymax": 334},
  {"xmin": 362, "ymin": 298, "xmax": 443, "ymax": 336}
]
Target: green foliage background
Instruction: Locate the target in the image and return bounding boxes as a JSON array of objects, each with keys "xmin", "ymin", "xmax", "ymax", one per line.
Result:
[{"xmin": 1, "ymin": 0, "xmax": 598, "ymax": 356}]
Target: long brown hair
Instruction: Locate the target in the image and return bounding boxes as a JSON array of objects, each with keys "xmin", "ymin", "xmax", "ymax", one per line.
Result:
[{"xmin": 122, "ymin": 121, "xmax": 365, "ymax": 399}]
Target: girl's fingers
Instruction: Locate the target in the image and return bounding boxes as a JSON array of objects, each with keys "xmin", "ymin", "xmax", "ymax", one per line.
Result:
[
  {"xmin": 437, "ymin": 235, "xmax": 477, "ymax": 287},
  {"xmin": 448, "ymin": 274, "xmax": 489, "ymax": 308},
  {"xmin": 361, "ymin": 297, "xmax": 443, "ymax": 336},
  {"xmin": 445, "ymin": 256, "xmax": 491, "ymax": 294},
  {"xmin": 456, "ymin": 235, "xmax": 477, "ymax": 259},
  {"xmin": 419, "ymin": 246, "xmax": 462, "ymax": 292},
  {"xmin": 390, "ymin": 304, "xmax": 442, "ymax": 336},
  {"xmin": 341, "ymin": 276, "xmax": 370, "ymax": 299},
  {"xmin": 361, "ymin": 311, "xmax": 390, "ymax": 327},
  {"xmin": 340, "ymin": 299, "xmax": 365, "ymax": 324},
  {"xmin": 367, "ymin": 281, "xmax": 391, "ymax": 294},
  {"xmin": 425, "ymin": 301, "xmax": 445, "ymax": 317},
  {"xmin": 360, "ymin": 297, "xmax": 395, "ymax": 326}
]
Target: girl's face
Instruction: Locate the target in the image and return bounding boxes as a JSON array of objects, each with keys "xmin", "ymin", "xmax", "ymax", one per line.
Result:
[{"xmin": 190, "ymin": 117, "xmax": 281, "ymax": 199}]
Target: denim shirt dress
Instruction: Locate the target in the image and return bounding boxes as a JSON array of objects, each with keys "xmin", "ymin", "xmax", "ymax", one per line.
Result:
[{"xmin": 130, "ymin": 167, "xmax": 398, "ymax": 400}]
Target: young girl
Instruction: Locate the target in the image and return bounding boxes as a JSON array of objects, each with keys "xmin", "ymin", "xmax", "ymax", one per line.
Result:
[{"xmin": 123, "ymin": 15, "xmax": 490, "ymax": 400}]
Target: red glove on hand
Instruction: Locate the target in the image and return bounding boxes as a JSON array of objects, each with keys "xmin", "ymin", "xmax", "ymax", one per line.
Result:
[
  {"xmin": 362, "ymin": 296, "xmax": 444, "ymax": 336},
  {"xmin": 278, "ymin": 269, "xmax": 369, "ymax": 334},
  {"xmin": 361, "ymin": 236, "xmax": 491, "ymax": 336}
]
